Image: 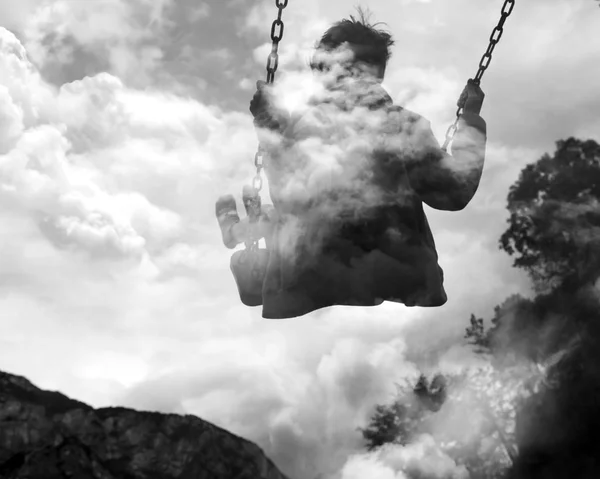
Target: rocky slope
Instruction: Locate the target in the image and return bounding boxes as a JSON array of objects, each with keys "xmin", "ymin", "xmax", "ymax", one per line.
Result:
[{"xmin": 0, "ymin": 370, "xmax": 290, "ymax": 479}]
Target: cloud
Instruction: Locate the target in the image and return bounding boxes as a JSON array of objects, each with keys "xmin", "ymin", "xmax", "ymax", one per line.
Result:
[
  {"xmin": 20, "ymin": 0, "xmax": 173, "ymax": 87},
  {"xmin": 0, "ymin": 28, "xmax": 55, "ymax": 129},
  {"xmin": 0, "ymin": 0, "xmax": 45, "ymax": 31},
  {"xmin": 0, "ymin": 85, "xmax": 24, "ymax": 150},
  {"xmin": 189, "ymin": 4, "xmax": 210, "ymax": 23},
  {"xmin": 340, "ymin": 435, "xmax": 469, "ymax": 479},
  {"xmin": 0, "ymin": 25, "xmax": 258, "ymax": 274}
]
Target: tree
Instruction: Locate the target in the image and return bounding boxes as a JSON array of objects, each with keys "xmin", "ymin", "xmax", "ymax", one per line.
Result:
[
  {"xmin": 465, "ymin": 313, "xmax": 490, "ymax": 353},
  {"xmin": 499, "ymin": 138, "xmax": 600, "ymax": 293},
  {"xmin": 360, "ymin": 374, "xmax": 448, "ymax": 451},
  {"xmin": 360, "ymin": 402, "xmax": 410, "ymax": 451},
  {"xmin": 360, "ymin": 369, "xmax": 522, "ymax": 478}
]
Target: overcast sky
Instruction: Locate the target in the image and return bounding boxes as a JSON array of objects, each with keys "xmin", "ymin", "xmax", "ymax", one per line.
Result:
[{"xmin": 1, "ymin": 0, "xmax": 599, "ymax": 478}]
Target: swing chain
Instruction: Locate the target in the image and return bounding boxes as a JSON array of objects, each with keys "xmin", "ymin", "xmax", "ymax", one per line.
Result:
[
  {"xmin": 246, "ymin": 0, "xmax": 288, "ymax": 262},
  {"xmin": 267, "ymin": 0, "xmax": 288, "ymax": 84},
  {"xmin": 253, "ymin": 148, "xmax": 264, "ymax": 192},
  {"xmin": 252, "ymin": 0, "xmax": 288, "ymax": 199},
  {"xmin": 442, "ymin": 0, "xmax": 515, "ymax": 151},
  {"xmin": 252, "ymin": 0, "xmax": 288, "ymax": 197}
]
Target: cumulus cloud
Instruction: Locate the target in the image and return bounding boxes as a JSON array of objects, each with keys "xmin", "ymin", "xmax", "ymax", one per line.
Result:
[
  {"xmin": 0, "ymin": 0, "xmax": 44, "ymax": 31},
  {"xmin": 340, "ymin": 435, "xmax": 469, "ymax": 479},
  {"xmin": 20, "ymin": 0, "xmax": 172, "ymax": 87},
  {"xmin": 0, "ymin": 26, "xmax": 252, "ymax": 272}
]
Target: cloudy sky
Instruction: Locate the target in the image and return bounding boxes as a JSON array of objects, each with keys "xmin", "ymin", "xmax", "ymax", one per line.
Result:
[{"xmin": 1, "ymin": 0, "xmax": 599, "ymax": 478}]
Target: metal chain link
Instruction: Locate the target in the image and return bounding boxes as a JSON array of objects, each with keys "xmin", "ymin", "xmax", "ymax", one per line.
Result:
[
  {"xmin": 252, "ymin": 0, "xmax": 288, "ymax": 199},
  {"xmin": 442, "ymin": 0, "xmax": 515, "ymax": 151},
  {"xmin": 247, "ymin": 0, "xmax": 288, "ymax": 258}
]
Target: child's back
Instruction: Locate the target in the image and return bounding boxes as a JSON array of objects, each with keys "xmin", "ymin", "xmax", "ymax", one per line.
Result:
[{"xmin": 260, "ymin": 81, "xmax": 455, "ymax": 319}]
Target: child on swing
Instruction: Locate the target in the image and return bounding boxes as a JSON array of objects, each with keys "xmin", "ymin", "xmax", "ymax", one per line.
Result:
[{"xmin": 217, "ymin": 10, "xmax": 486, "ymax": 319}]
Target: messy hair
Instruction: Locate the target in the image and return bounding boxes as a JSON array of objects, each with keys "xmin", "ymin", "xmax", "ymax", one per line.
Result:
[{"xmin": 309, "ymin": 6, "xmax": 395, "ymax": 72}]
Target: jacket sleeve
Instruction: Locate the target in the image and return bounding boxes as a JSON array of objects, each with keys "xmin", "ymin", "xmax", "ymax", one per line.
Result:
[{"xmin": 401, "ymin": 110, "xmax": 487, "ymax": 211}]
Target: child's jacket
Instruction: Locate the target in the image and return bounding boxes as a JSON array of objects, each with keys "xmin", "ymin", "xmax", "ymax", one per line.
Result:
[{"xmin": 257, "ymin": 81, "xmax": 487, "ymax": 319}]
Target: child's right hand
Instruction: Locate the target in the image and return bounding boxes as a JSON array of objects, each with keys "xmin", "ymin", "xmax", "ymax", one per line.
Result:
[{"xmin": 458, "ymin": 79, "xmax": 485, "ymax": 116}]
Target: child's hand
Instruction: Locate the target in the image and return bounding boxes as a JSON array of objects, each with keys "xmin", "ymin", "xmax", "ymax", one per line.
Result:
[
  {"xmin": 250, "ymin": 81, "xmax": 270, "ymax": 118},
  {"xmin": 458, "ymin": 79, "xmax": 485, "ymax": 116},
  {"xmin": 250, "ymin": 81, "xmax": 282, "ymax": 128},
  {"xmin": 232, "ymin": 212, "xmax": 274, "ymax": 246}
]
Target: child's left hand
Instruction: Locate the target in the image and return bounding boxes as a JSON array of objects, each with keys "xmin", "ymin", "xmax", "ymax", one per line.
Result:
[{"xmin": 250, "ymin": 81, "xmax": 289, "ymax": 130}]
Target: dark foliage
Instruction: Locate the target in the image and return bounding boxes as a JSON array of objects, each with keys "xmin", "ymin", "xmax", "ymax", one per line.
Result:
[
  {"xmin": 499, "ymin": 138, "xmax": 600, "ymax": 293},
  {"xmin": 360, "ymin": 373, "xmax": 448, "ymax": 451}
]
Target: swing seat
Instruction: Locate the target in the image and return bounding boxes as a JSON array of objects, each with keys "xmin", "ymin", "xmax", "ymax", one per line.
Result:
[{"xmin": 230, "ymin": 248, "xmax": 270, "ymax": 306}]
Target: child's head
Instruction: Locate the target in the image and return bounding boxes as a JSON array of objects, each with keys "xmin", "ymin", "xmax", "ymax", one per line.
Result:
[{"xmin": 310, "ymin": 8, "xmax": 394, "ymax": 83}]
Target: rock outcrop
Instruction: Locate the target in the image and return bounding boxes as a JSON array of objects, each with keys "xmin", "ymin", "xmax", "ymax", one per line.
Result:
[{"xmin": 0, "ymin": 370, "xmax": 290, "ymax": 479}]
